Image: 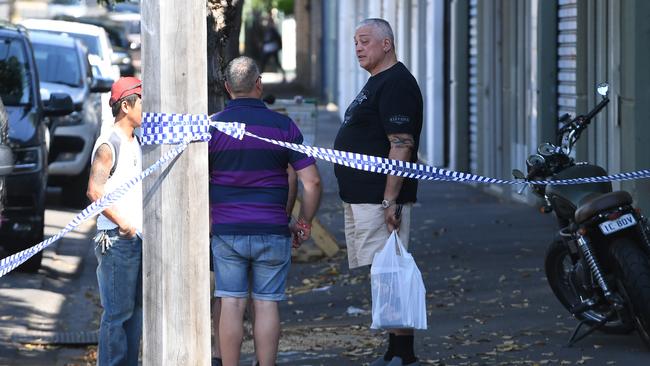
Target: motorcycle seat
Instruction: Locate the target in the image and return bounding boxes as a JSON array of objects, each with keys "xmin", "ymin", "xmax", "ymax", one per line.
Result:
[{"xmin": 574, "ymin": 190, "xmax": 633, "ymax": 224}]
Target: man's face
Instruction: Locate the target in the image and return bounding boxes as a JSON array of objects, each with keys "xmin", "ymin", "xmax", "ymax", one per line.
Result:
[
  {"xmin": 354, "ymin": 25, "xmax": 387, "ymax": 73},
  {"xmin": 126, "ymin": 96, "xmax": 143, "ymax": 127}
]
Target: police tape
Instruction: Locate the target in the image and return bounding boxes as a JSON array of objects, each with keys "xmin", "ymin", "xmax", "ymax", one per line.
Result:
[
  {"xmin": 142, "ymin": 113, "xmax": 650, "ymax": 186},
  {"xmin": 3, "ymin": 111, "xmax": 650, "ymax": 277},
  {"xmin": 242, "ymin": 130, "xmax": 650, "ymax": 185},
  {"xmin": 0, "ymin": 118, "xmax": 245, "ymax": 278}
]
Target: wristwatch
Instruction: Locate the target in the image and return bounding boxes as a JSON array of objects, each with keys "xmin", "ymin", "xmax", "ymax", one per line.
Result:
[{"xmin": 381, "ymin": 199, "xmax": 395, "ymax": 209}]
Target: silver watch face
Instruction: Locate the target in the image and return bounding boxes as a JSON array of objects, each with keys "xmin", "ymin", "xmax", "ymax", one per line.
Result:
[{"xmin": 381, "ymin": 200, "xmax": 390, "ymax": 209}]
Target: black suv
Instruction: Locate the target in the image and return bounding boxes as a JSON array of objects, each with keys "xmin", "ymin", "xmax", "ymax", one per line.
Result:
[
  {"xmin": 0, "ymin": 98, "xmax": 14, "ymax": 225},
  {"xmin": 0, "ymin": 22, "xmax": 73, "ymax": 272}
]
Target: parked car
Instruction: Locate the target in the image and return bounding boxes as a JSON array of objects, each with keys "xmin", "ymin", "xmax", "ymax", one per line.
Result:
[
  {"xmin": 106, "ymin": 12, "xmax": 140, "ymax": 72},
  {"xmin": 47, "ymin": 0, "xmax": 105, "ymax": 18},
  {"xmin": 0, "ymin": 98, "xmax": 14, "ymax": 229},
  {"xmin": 109, "ymin": 0, "xmax": 140, "ymax": 14},
  {"xmin": 111, "ymin": 47, "xmax": 135, "ymax": 76},
  {"xmin": 0, "ymin": 21, "xmax": 74, "ymax": 272},
  {"xmin": 20, "ymin": 18, "xmax": 120, "ymax": 82},
  {"xmin": 21, "ymin": 19, "xmax": 118, "ymax": 146},
  {"xmin": 107, "ymin": 12, "xmax": 140, "ymax": 51},
  {"xmin": 52, "ymin": 15, "xmax": 136, "ymax": 76},
  {"xmin": 29, "ymin": 31, "xmax": 112, "ymax": 206}
]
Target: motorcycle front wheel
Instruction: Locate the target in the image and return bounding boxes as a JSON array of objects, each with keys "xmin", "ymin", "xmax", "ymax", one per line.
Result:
[
  {"xmin": 610, "ymin": 237, "xmax": 650, "ymax": 348},
  {"xmin": 545, "ymin": 238, "xmax": 634, "ymax": 334}
]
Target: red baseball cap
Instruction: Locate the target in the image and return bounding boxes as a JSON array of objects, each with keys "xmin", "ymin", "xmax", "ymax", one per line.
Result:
[{"xmin": 109, "ymin": 77, "xmax": 142, "ymax": 107}]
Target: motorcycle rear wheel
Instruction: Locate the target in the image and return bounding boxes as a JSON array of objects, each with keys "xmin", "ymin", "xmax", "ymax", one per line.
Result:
[
  {"xmin": 545, "ymin": 238, "xmax": 634, "ymax": 334},
  {"xmin": 610, "ymin": 237, "xmax": 650, "ymax": 348}
]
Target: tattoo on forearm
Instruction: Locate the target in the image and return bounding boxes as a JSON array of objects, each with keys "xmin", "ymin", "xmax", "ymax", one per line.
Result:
[
  {"xmin": 388, "ymin": 135, "xmax": 415, "ymax": 149},
  {"xmin": 89, "ymin": 144, "xmax": 111, "ymax": 186},
  {"xmin": 91, "ymin": 165, "xmax": 108, "ymax": 185}
]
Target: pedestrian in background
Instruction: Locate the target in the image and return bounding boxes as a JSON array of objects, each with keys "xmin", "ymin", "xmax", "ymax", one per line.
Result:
[
  {"xmin": 86, "ymin": 77, "xmax": 143, "ymax": 366},
  {"xmin": 333, "ymin": 18, "xmax": 424, "ymax": 366},
  {"xmin": 260, "ymin": 15, "xmax": 285, "ymax": 82},
  {"xmin": 208, "ymin": 56, "xmax": 321, "ymax": 366}
]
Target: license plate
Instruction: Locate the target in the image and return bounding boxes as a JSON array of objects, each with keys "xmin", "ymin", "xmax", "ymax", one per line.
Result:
[{"xmin": 599, "ymin": 213, "xmax": 637, "ymax": 235}]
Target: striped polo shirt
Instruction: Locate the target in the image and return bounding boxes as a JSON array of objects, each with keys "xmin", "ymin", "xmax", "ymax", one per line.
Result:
[{"xmin": 208, "ymin": 98, "xmax": 315, "ymax": 236}]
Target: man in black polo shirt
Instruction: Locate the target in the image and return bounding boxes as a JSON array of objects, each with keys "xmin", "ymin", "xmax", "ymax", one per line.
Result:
[{"xmin": 333, "ymin": 18, "xmax": 423, "ymax": 366}]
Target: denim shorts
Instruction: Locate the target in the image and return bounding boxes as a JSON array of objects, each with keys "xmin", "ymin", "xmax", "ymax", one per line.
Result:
[{"xmin": 212, "ymin": 234, "xmax": 291, "ymax": 301}]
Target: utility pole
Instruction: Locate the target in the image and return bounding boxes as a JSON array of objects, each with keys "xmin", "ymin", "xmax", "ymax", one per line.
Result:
[{"xmin": 141, "ymin": 1, "xmax": 210, "ymax": 365}]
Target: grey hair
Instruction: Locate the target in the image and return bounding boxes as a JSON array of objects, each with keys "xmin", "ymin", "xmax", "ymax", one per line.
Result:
[
  {"xmin": 225, "ymin": 56, "xmax": 260, "ymax": 94},
  {"xmin": 357, "ymin": 18, "xmax": 395, "ymax": 45}
]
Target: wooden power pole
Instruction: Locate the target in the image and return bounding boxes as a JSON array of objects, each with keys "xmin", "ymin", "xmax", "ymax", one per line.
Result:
[{"xmin": 141, "ymin": 1, "xmax": 210, "ymax": 365}]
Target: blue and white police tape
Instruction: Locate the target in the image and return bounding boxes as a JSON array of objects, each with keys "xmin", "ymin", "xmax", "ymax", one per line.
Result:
[
  {"xmin": 0, "ymin": 119, "xmax": 246, "ymax": 278},
  {"xmin": 242, "ymin": 130, "xmax": 650, "ymax": 186},
  {"xmin": 141, "ymin": 112, "xmax": 650, "ymax": 186},
  {"xmin": 0, "ymin": 141, "xmax": 189, "ymax": 277},
  {"xmin": 3, "ymin": 109, "xmax": 650, "ymax": 278},
  {"xmin": 141, "ymin": 113, "xmax": 245, "ymax": 145}
]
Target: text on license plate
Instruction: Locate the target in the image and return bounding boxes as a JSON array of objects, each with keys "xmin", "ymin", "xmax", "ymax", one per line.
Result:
[{"xmin": 599, "ymin": 213, "xmax": 637, "ymax": 235}]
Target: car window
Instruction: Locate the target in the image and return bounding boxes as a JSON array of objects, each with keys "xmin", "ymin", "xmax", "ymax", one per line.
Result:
[
  {"xmin": 65, "ymin": 33, "xmax": 103, "ymax": 59},
  {"xmin": 32, "ymin": 43, "xmax": 82, "ymax": 87},
  {"xmin": 36, "ymin": 30, "xmax": 103, "ymax": 59},
  {"xmin": 0, "ymin": 38, "xmax": 32, "ymax": 106}
]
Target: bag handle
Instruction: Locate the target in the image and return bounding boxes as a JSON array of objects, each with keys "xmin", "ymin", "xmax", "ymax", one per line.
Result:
[{"xmin": 391, "ymin": 230, "xmax": 403, "ymax": 257}]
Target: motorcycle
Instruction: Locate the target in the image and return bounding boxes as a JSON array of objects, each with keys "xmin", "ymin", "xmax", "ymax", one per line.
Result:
[{"xmin": 513, "ymin": 83, "xmax": 650, "ymax": 347}]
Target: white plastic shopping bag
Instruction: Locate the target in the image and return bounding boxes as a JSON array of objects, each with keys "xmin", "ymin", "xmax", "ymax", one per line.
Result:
[{"xmin": 370, "ymin": 230, "xmax": 427, "ymax": 329}]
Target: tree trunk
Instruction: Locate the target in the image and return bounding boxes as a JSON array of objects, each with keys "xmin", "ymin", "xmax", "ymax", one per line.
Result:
[{"xmin": 207, "ymin": 0, "xmax": 245, "ymax": 114}]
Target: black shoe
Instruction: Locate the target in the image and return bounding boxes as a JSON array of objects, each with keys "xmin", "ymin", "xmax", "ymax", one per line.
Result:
[{"xmin": 211, "ymin": 357, "xmax": 222, "ymax": 366}]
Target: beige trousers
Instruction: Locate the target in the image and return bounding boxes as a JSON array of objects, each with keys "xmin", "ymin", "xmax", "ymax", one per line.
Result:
[{"xmin": 343, "ymin": 203, "xmax": 412, "ymax": 269}]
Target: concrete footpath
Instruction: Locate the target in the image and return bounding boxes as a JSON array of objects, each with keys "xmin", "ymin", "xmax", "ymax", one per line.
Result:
[
  {"xmin": 262, "ymin": 106, "xmax": 650, "ymax": 365},
  {"xmin": 0, "ymin": 204, "xmax": 99, "ymax": 366},
  {"xmin": 0, "ymin": 104, "xmax": 649, "ymax": 365}
]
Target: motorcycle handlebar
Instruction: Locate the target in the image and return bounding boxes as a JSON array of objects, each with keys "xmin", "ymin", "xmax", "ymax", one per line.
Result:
[{"xmin": 582, "ymin": 97, "xmax": 610, "ymax": 124}]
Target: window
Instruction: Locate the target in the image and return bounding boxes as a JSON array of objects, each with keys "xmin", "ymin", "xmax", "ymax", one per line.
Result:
[
  {"xmin": 0, "ymin": 38, "xmax": 32, "ymax": 106},
  {"xmin": 32, "ymin": 43, "xmax": 82, "ymax": 87},
  {"xmin": 36, "ymin": 30, "xmax": 103, "ymax": 59}
]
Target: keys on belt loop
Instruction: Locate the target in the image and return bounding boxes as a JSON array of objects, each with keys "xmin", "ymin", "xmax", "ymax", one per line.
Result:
[{"xmin": 93, "ymin": 231, "xmax": 114, "ymax": 254}]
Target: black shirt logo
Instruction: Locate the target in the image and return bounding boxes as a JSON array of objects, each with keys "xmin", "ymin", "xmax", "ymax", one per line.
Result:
[
  {"xmin": 389, "ymin": 114, "xmax": 410, "ymax": 125},
  {"xmin": 343, "ymin": 90, "xmax": 369, "ymax": 124}
]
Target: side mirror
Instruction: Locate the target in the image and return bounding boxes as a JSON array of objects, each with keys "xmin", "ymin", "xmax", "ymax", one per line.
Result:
[
  {"xmin": 597, "ymin": 82, "xmax": 609, "ymax": 97},
  {"xmin": 44, "ymin": 93, "xmax": 74, "ymax": 117},
  {"xmin": 512, "ymin": 169, "xmax": 526, "ymax": 180},
  {"xmin": 91, "ymin": 77, "xmax": 113, "ymax": 93}
]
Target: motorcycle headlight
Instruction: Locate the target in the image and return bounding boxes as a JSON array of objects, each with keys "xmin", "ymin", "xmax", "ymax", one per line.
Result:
[{"xmin": 12, "ymin": 146, "xmax": 41, "ymax": 174}]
